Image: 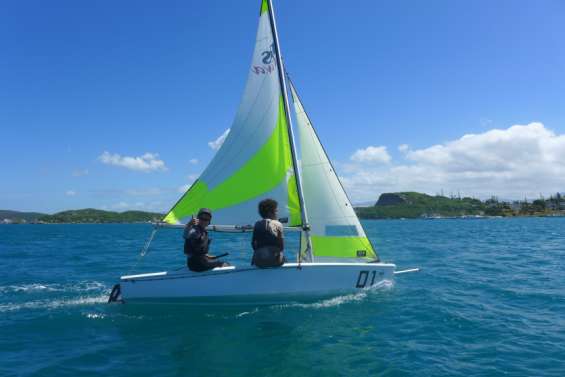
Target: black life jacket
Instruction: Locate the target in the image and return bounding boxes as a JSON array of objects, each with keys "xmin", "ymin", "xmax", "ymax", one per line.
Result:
[
  {"xmin": 184, "ymin": 226, "xmax": 210, "ymax": 257},
  {"xmin": 253, "ymin": 219, "xmax": 280, "ymax": 249}
]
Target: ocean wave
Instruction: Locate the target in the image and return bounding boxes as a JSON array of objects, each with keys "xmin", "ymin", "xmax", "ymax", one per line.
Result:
[
  {"xmin": 0, "ymin": 283, "xmax": 57, "ymax": 293},
  {"xmin": 0, "ymin": 294, "xmax": 108, "ymax": 313},
  {"xmin": 0, "ymin": 281, "xmax": 106, "ymax": 294},
  {"xmin": 235, "ymin": 308, "xmax": 260, "ymax": 318},
  {"xmin": 84, "ymin": 312, "xmax": 107, "ymax": 319}
]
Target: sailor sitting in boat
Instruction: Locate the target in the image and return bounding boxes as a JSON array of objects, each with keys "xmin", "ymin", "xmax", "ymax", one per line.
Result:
[
  {"xmin": 183, "ymin": 208, "xmax": 229, "ymax": 272},
  {"xmin": 251, "ymin": 199, "xmax": 285, "ymax": 268}
]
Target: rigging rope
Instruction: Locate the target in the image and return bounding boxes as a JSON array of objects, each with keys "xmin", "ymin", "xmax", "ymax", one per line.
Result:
[{"xmin": 127, "ymin": 227, "xmax": 158, "ymax": 275}]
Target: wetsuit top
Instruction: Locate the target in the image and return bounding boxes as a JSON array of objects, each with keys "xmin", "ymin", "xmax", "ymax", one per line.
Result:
[
  {"xmin": 252, "ymin": 219, "xmax": 283, "ymax": 250},
  {"xmin": 184, "ymin": 225, "xmax": 210, "ymax": 257}
]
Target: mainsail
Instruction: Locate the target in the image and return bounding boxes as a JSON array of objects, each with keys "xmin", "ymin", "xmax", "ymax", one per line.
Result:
[
  {"xmin": 164, "ymin": 1, "xmax": 301, "ymax": 227},
  {"xmin": 164, "ymin": 0, "xmax": 376, "ymax": 262},
  {"xmin": 290, "ymin": 82, "xmax": 378, "ymax": 262}
]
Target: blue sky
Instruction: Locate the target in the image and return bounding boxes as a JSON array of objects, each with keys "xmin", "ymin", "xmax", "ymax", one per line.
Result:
[{"xmin": 1, "ymin": 0, "xmax": 564, "ymax": 213}]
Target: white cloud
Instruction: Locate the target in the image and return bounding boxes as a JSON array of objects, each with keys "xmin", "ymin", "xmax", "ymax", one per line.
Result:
[
  {"xmin": 404, "ymin": 122, "xmax": 563, "ymax": 172},
  {"xmin": 398, "ymin": 144, "xmax": 409, "ymax": 153},
  {"xmin": 350, "ymin": 146, "xmax": 391, "ymax": 164},
  {"xmin": 189, "ymin": 158, "xmax": 199, "ymax": 165},
  {"xmin": 208, "ymin": 129, "xmax": 230, "ymax": 151},
  {"xmin": 98, "ymin": 151, "xmax": 167, "ymax": 172},
  {"xmin": 178, "ymin": 174, "xmax": 198, "ymax": 193},
  {"xmin": 178, "ymin": 184, "xmax": 191, "ymax": 193},
  {"xmin": 65, "ymin": 190, "xmax": 77, "ymax": 196},
  {"xmin": 341, "ymin": 122, "xmax": 565, "ymax": 202},
  {"xmin": 125, "ymin": 188, "xmax": 162, "ymax": 196},
  {"xmin": 105, "ymin": 201, "xmax": 164, "ymax": 212}
]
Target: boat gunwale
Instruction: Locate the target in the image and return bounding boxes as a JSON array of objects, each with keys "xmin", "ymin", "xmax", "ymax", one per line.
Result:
[{"xmin": 121, "ymin": 262, "xmax": 396, "ymax": 282}]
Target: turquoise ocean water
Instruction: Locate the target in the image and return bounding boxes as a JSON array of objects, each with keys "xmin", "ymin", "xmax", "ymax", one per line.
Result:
[{"xmin": 1, "ymin": 218, "xmax": 564, "ymax": 376}]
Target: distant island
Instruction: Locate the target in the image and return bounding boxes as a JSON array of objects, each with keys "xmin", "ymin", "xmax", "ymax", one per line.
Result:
[
  {"xmin": 2, "ymin": 192, "xmax": 565, "ymax": 224},
  {"xmin": 355, "ymin": 192, "xmax": 565, "ymax": 219},
  {"xmin": 0, "ymin": 209, "xmax": 163, "ymax": 224}
]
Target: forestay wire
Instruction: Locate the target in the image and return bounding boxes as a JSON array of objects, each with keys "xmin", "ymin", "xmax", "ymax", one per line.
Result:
[{"xmin": 127, "ymin": 227, "xmax": 158, "ymax": 275}]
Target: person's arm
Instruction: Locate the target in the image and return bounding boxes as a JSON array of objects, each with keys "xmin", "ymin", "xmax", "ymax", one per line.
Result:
[
  {"xmin": 276, "ymin": 223, "xmax": 284, "ymax": 251},
  {"xmin": 183, "ymin": 238, "xmax": 191, "ymax": 256},
  {"xmin": 251, "ymin": 233, "xmax": 258, "ymax": 251},
  {"xmin": 251, "ymin": 223, "xmax": 258, "ymax": 265},
  {"xmin": 183, "ymin": 217, "xmax": 197, "ymax": 239},
  {"xmin": 251, "ymin": 223, "xmax": 258, "ymax": 251}
]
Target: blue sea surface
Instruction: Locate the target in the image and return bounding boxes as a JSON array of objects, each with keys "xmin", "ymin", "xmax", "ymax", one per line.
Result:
[{"xmin": 1, "ymin": 218, "xmax": 564, "ymax": 376}]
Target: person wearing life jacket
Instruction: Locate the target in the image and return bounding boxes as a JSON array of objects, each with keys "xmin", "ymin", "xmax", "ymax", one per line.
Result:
[
  {"xmin": 251, "ymin": 199, "xmax": 285, "ymax": 268},
  {"xmin": 183, "ymin": 208, "xmax": 229, "ymax": 272}
]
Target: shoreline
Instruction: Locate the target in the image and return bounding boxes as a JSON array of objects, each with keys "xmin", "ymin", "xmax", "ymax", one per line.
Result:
[{"xmin": 2, "ymin": 215, "xmax": 565, "ymax": 225}]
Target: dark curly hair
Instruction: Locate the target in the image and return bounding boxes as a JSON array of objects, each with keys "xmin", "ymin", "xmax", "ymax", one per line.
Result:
[{"xmin": 258, "ymin": 199, "xmax": 278, "ymax": 219}]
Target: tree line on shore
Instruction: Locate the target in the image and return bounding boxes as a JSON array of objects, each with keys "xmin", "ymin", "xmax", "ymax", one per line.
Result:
[
  {"xmin": 0, "ymin": 209, "xmax": 163, "ymax": 224},
  {"xmin": 2, "ymin": 192, "xmax": 565, "ymax": 223},
  {"xmin": 355, "ymin": 192, "xmax": 565, "ymax": 219}
]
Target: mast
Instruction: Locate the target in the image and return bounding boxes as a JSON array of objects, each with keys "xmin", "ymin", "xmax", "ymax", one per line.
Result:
[{"xmin": 266, "ymin": 0, "xmax": 313, "ymax": 262}]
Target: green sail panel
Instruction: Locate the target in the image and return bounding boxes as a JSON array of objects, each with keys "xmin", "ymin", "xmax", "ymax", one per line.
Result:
[
  {"xmin": 260, "ymin": 0, "xmax": 268, "ymax": 15},
  {"xmin": 310, "ymin": 236, "xmax": 375, "ymax": 259},
  {"xmin": 291, "ymin": 82, "xmax": 377, "ymax": 261},
  {"xmin": 164, "ymin": 96, "xmax": 300, "ymax": 225},
  {"xmin": 164, "ymin": 6, "xmax": 300, "ymax": 227}
]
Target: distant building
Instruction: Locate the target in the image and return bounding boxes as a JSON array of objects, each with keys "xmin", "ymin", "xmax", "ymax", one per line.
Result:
[
  {"xmin": 545, "ymin": 193, "xmax": 565, "ymax": 211},
  {"xmin": 510, "ymin": 201, "xmax": 522, "ymax": 211},
  {"xmin": 547, "ymin": 200, "xmax": 565, "ymax": 211}
]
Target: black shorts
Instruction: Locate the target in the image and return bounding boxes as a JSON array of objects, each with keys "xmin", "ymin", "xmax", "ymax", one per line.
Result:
[
  {"xmin": 187, "ymin": 257, "xmax": 224, "ymax": 272},
  {"xmin": 252, "ymin": 246, "xmax": 285, "ymax": 268}
]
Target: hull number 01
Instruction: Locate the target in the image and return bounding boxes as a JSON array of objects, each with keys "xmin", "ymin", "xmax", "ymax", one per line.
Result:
[{"xmin": 356, "ymin": 270, "xmax": 384, "ymax": 288}]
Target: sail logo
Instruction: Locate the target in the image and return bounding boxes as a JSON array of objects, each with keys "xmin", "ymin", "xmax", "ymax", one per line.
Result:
[
  {"xmin": 252, "ymin": 43, "xmax": 276, "ymax": 75},
  {"xmin": 261, "ymin": 43, "xmax": 276, "ymax": 64}
]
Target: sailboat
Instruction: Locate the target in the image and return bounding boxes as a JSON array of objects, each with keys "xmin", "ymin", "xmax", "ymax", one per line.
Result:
[{"xmin": 109, "ymin": 0, "xmax": 417, "ymax": 304}]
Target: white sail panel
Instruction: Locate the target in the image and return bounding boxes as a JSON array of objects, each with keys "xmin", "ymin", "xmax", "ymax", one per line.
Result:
[
  {"xmin": 164, "ymin": 2, "xmax": 301, "ymax": 226},
  {"xmin": 290, "ymin": 82, "xmax": 378, "ymax": 261}
]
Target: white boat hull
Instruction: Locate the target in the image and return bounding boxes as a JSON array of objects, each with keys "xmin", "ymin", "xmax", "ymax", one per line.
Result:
[{"xmin": 114, "ymin": 263, "xmax": 396, "ymax": 305}]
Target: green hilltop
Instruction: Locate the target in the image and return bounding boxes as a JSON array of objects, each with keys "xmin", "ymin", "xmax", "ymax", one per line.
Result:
[
  {"xmin": 355, "ymin": 192, "xmax": 485, "ymax": 219},
  {"xmin": 1, "ymin": 209, "xmax": 163, "ymax": 224},
  {"xmin": 38, "ymin": 209, "xmax": 163, "ymax": 223},
  {"xmin": 355, "ymin": 192, "xmax": 565, "ymax": 219},
  {"xmin": 2, "ymin": 191, "xmax": 564, "ymax": 223},
  {"xmin": 0, "ymin": 210, "xmax": 47, "ymax": 223}
]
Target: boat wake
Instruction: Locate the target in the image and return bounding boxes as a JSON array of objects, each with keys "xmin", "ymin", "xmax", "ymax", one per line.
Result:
[
  {"xmin": 282, "ymin": 280, "xmax": 394, "ymax": 310},
  {"xmin": 0, "ymin": 281, "xmax": 106, "ymax": 294},
  {"xmin": 0, "ymin": 281, "xmax": 109, "ymax": 313},
  {"xmin": 0, "ymin": 294, "xmax": 109, "ymax": 313}
]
